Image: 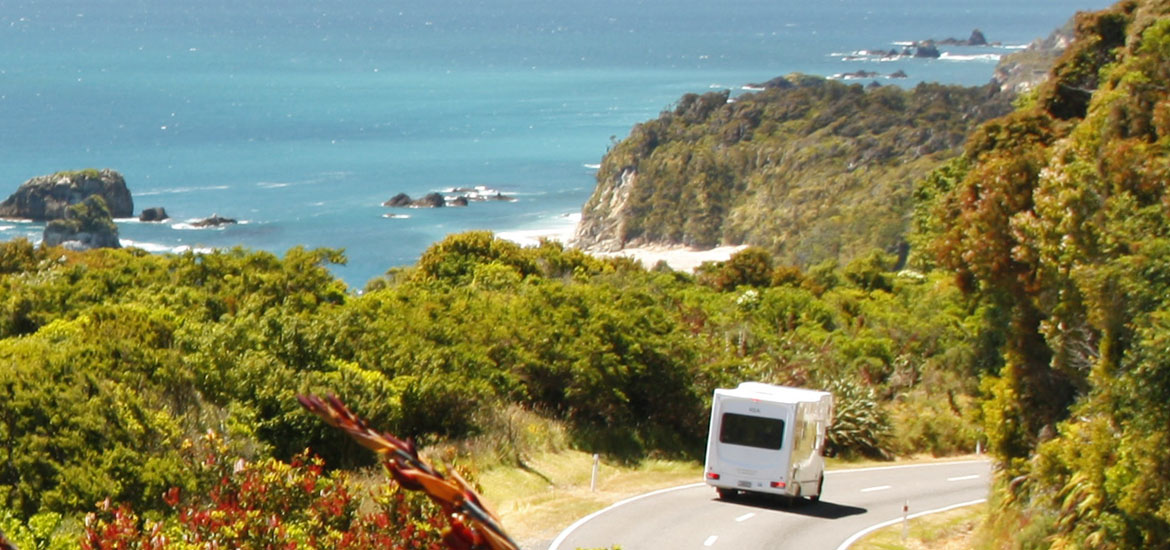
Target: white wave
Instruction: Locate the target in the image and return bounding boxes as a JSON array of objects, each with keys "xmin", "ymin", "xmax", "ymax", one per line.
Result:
[
  {"xmin": 497, "ymin": 212, "xmax": 580, "ymax": 248},
  {"xmin": 939, "ymin": 52, "xmax": 1002, "ymax": 62},
  {"xmin": 709, "ymin": 83, "xmax": 727, "ymax": 89},
  {"xmin": 582, "ymin": 163, "xmax": 601, "ymax": 169},
  {"xmin": 382, "ymin": 213, "xmax": 411, "ymax": 219},
  {"xmin": 1002, "ymin": 43, "xmax": 1029, "ymax": 50},
  {"xmin": 741, "ymin": 85, "xmax": 765, "ymax": 92},
  {"xmin": 121, "ymin": 239, "xmax": 214, "ymax": 254},
  {"xmin": 257, "ymin": 181, "xmax": 292, "ymax": 189},
  {"xmin": 136, "ymin": 185, "xmax": 230, "ymax": 197},
  {"xmin": 0, "ymin": 225, "xmax": 13, "ymax": 231},
  {"xmin": 171, "ymin": 218, "xmax": 249, "ymax": 231},
  {"xmin": 892, "ymin": 41, "xmax": 915, "ymax": 47}
]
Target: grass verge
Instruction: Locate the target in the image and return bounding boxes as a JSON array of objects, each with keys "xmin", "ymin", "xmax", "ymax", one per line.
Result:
[
  {"xmin": 476, "ymin": 450, "xmax": 702, "ymax": 548},
  {"xmin": 850, "ymin": 502, "xmax": 986, "ymax": 550}
]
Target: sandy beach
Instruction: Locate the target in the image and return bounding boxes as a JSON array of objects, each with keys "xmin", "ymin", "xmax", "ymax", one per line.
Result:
[
  {"xmin": 591, "ymin": 244, "xmax": 748, "ymax": 272},
  {"xmin": 498, "ymin": 216, "xmax": 745, "ymax": 273}
]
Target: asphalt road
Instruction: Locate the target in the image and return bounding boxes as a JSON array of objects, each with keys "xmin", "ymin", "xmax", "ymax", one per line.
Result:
[{"xmin": 548, "ymin": 460, "xmax": 991, "ymax": 550}]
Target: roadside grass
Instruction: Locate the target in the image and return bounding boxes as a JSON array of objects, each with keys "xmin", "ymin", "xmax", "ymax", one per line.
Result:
[
  {"xmin": 473, "ymin": 448, "xmax": 986, "ymax": 548},
  {"xmin": 851, "ymin": 502, "xmax": 986, "ymax": 550},
  {"xmin": 476, "ymin": 449, "xmax": 702, "ymax": 547},
  {"xmin": 422, "ymin": 407, "xmax": 988, "ymax": 548}
]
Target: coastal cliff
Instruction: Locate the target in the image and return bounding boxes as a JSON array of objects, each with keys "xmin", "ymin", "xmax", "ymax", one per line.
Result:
[
  {"xmin": 574, "ymin": 78, "xmax": 1011, "ymax": 266},
  {"xmin": 574, "ymin": 23, "xmax": 1073, "ymax": 267}
]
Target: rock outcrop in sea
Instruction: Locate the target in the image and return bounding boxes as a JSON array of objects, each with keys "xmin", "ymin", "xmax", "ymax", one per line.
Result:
[
  {"xmin": 382, "ymin": 186, "xmax": 515, "ymax": 208},
  {"xmin": 42, "ymin": 195, "xmax": 121, "ymax": 251},
  {"xmin": 0, "ymin": 169, "xmax": 133, "ymax": 221},
  {"xmin": 192, "ymin": 214, "xmax": 237, "ymax": 227},
  {"xmin": 140, "ymin": 206, "xmax": 169, "ymax": 222}
]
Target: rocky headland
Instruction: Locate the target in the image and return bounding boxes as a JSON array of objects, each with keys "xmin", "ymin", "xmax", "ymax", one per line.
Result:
[{"xmin": 572, "ymin": 19, "xmax": 1074, "ymax": 264}]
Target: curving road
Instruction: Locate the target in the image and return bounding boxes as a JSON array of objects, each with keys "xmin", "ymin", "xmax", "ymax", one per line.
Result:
[{"xmin": 548, "ymin": 460, "xmax": 990, "ymax": 550}]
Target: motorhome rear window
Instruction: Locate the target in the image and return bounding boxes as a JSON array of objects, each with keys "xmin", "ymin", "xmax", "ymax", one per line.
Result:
[{"xmin": 720, "ymin": 412, "xmax": 785, "ymax": 450}]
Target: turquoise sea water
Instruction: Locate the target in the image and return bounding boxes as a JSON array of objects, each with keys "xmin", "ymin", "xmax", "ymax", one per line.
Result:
[{"xmin": 0, "ymin": 0, "xmax": 1113, "ymax": 286}]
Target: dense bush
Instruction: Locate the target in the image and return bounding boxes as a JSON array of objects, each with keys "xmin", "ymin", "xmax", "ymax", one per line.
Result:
[
  {"xmin": 919, "ymin": 1, "xmax": 1170, "ymax": 545},
  {"xmin": 0, "ymin": 230, "xmax": 991, "ymax": 542}
]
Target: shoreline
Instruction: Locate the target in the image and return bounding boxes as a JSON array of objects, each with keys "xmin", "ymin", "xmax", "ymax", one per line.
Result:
[{"xmin": 496, "ymin": 215, "xmax": 745, "ymax": 273}]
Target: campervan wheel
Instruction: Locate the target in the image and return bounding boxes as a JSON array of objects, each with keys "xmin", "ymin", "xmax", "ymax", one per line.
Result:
[{"xmin": 809, "ymin": 475, "xmax": 824, "ymax": 502}]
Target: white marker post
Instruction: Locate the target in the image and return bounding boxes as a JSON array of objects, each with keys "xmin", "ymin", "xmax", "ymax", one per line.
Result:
[{"xmin": 591, "ymin": 453, "xmax": 600, "ymax": 492}]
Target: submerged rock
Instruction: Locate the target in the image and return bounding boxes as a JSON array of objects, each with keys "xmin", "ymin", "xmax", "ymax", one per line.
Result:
[{"xmin": 192, "ymin": 214, "xmax": 237, "ymax": 227}]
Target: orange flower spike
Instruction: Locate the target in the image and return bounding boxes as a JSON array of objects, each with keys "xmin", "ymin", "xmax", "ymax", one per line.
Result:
[
  {"xmin": 450, "ymin": 468, "xmax": 500, "ymax": 522},
  {"xmin": 478, "ymin": 524, "xmax": 520, "ymax": 550},
  {"xmin": 409, "ymin": 469, "xmax": 465, "ymax": 505},
  {"xmin": 384, "ymin": 461, "xmax": 427, "ymax": 492}
]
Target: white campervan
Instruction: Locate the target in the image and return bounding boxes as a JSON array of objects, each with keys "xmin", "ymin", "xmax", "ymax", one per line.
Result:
[{"xmin": 703, "ymin": 382, "xmax": 833, "ymax": 501}]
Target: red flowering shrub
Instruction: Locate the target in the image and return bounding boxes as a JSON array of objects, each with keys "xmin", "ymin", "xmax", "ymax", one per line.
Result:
[{"xmin": 82, "ymin": 442, "xmax": 444, "ymax": 550}]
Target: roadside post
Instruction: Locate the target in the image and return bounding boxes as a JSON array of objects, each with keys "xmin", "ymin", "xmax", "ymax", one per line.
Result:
[
  {"xmin": 591, "ymin": 453, "xmax": 600, "ymax": 492},
  {"xmin": 902, "ymin": 499, "xmax": 909, "ymax": 540}
]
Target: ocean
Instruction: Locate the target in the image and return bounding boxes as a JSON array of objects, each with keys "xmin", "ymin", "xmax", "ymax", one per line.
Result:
[{"xmin": 0, "ymin": 0, "xmax": 1114, "ymax": 287}]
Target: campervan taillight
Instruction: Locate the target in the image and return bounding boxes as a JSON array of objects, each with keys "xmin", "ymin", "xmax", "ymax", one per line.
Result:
[
  {"xmin": 706, "ymin": 472, "xmax": 721, "ymax": 480},
  {"xmin": 770, "ymin": 481, "xmax": 786, "ymax": 489}
]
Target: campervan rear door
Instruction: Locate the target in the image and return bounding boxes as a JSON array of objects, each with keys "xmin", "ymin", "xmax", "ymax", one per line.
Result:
[{"xmin": 712, "ymin": 396, "xmax": 795, "ymax": 490}]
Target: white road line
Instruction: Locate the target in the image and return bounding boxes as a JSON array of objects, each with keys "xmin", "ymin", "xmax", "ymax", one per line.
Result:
[
  {"xmin": 547, "ymin": 482, "xmax": 705, "ymax": 550},
  {"xmin": 947, "ymin": 475, "xmax": 979, "ymax": 482},
  {"xmin": 704, "ymin": 535, "xmax": 719, "ymax": 546},
  {"xmin": 835, "ymin": 499, "xmax": 987, "ymax": 550},
  {"xmin": 548, "ymin": 460, "xmax": 992, "ymax": 550},
  {"xmin": 735, "ymin": 512, "xmax": 756, "ymax": 522},
  {"xmin": 824, "ymin": 459, "xmax": 989, "ymax": 476},
  {"xmin": 860, "ymin": 485, "xmax": 891, "ymax": 492}
]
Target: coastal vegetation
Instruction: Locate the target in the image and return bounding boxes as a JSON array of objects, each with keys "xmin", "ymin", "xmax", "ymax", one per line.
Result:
[
  {"xmin": 2, "ymin": 0, "xmax": 1170, "ymax": 548},
  {"xmin": 916, "ymin": 0, "xmax": 1170, "ymax": 546},
  {"xmin": 574, "ymin": 73, "xmax": 1013, "ymax": 267},
  {"xmin": 0, "ymin": 232, "xmax": 986, "ymax": 546}
]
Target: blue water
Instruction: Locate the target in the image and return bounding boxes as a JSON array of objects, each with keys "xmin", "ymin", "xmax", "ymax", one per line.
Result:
[{"xmin": 0, "ymin": 0, "xmax": 1113, "ymax": 287}]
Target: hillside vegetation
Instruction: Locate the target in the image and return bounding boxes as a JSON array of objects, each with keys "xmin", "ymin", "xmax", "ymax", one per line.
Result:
[
  {"xmin": 574, "ymin": 75, "xmax": 1012, "ymax": 266},
  {"xmin": 916, "ymin": 0, "xmax": 1170, "ymax": 546},
  {"xmin": 0, "ymin": 234, "xmax": 987, "ymax": 547},
  {"xmin": 4, "ymin": 0, "xmax": 1170, "ymax": 547}
]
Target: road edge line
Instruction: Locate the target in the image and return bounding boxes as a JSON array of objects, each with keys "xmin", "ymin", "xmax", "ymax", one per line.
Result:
[
  {"xmin": 546, "ymin": 482, "xmax": 705, "ymax": 550},
  {"xmin": 833, "ymin": 498, "xmax": 988, "ymax": 550},
  {"xmin": 824, "ymin": 459, "xmax": 989, "ymax": 476}
]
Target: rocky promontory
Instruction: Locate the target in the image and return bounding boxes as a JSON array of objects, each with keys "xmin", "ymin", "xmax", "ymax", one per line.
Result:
[
  {"xmin": 0, "ymin": 169, "xmax": 133, "ymax": 221},
  {"xmin": 573, "ymin": 75, "xmax": 1013, "ymax": 262},
  {"xmin": 991, "ymin": 18, "xmax": 1076, "ymax": 94}
]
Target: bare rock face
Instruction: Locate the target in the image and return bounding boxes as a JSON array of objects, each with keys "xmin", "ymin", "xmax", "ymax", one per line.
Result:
[{"xmin": 0, "ymin": 169, "xmax": 134, "ymax": 221}]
